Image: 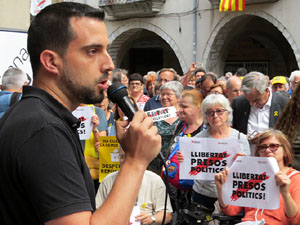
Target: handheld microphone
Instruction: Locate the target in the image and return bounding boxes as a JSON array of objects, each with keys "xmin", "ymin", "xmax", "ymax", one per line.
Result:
[{"xmin": 107, "ymin": 83, "xmax": 137, "ymax": 121}]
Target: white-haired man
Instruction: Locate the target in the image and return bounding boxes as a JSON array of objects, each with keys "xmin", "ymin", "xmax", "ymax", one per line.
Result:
[
  {"xmin": 232, "ymin": 71, "xmax": 289, "ymax": 138},
  {"xmin": 289, "ymin": 70, "xmax": 300, "ymax": 95},
  {"xmin": 0, "ymin": 67, "xmax": 28, "ymax": 118}
]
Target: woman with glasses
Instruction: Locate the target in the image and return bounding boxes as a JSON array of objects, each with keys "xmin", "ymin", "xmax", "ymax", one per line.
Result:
[
  {"xmin": 215, "ymin": 129, "xmax": 300, "ymax": 224},
  {"xmin": 148, "ymin": 81, "xmax": 183, "ymax": 174},
  {"xmin": 178, "ymin": 94, "xmax": 250, "ymax": 210}
]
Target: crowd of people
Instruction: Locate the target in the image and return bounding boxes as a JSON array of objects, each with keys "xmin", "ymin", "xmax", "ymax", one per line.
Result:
[{"xmin": 1, "ymin": 2, "xmax": 300, "ymax": 225}]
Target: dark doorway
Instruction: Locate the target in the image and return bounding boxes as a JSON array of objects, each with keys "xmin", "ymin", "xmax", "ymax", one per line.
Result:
[{"xmin": 129, "ymin": 48, "xmax": 163, "ymax": 75}]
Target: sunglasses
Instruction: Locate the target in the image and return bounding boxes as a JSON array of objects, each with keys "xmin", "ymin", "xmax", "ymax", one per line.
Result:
[
  {"xmin": 256, "ymin": 143, "xmax": 283, "ymax": 153},
  {"xmin": 205, "ymin": 109, "xmax": 227, "ymax": 117}
]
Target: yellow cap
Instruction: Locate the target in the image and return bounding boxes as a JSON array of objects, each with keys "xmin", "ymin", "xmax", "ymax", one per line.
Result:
[{"xmin": 272, "ymin": 76, "xmax": 287, "ymax": 85}]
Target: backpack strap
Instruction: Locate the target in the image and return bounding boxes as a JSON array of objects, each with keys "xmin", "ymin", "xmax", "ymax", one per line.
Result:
[{"xmin": 10, "ymin": 92, "xmax": 22, "ymax": 106}]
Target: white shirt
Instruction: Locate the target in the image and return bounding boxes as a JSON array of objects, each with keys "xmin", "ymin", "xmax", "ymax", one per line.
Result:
[
  {"xmin": 247, "ymin": 91, "xmax": 273, "ymax": 136},
  {"xmin": 95, "ymin": 170, "xmax": 173, "ymax": 215}
]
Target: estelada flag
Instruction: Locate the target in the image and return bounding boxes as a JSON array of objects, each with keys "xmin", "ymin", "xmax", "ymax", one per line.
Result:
[{"xmin": 219, "ymin": 0, "xmax": 246, "ymax": 12}]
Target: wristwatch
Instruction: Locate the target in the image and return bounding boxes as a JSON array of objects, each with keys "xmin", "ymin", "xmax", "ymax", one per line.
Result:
[{"xmin": 150, "ymin": 215, "xmax": 156, "ymax": 225}]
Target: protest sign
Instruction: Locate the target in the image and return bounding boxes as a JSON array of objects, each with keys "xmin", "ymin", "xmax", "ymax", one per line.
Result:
[
  {"xmin": 146, "ymin": 106, "xmax": 177, "ymax": 122},
  {"xmin": 222, "ymin": 156, "xmax": 280, "ymax": 210},
  {"xmin": 72, "ymin": 105, "xmax": 94, "ymax": 140},
  {"xmin": 98, "ymin": 136, "xmax": 120, "ymax": 182},
  {"xmin": 179, "ymin": 137, "xmax": 241, "ymax": 180},
  {"xmin": 130, "ymin": 206, "xmax": 141, "ymax": 225}
]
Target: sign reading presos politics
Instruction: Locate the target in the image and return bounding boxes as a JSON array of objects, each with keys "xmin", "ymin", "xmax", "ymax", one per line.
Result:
[
  {"xmin": 222, "ymin": 156, "xmax": 280, "ymax": 210},
  {"xmin": 98, "ymin": 136, "xmax": 120, "ymax": 182},
  {"xmin": 146, "ymin": 106, "xmax": 177, "ymax": 122},
  {"xmin": 179, "ymin": 137, "xmax": 241, "ymax": 180},
  {"xmin": 0, "ymin": 30, "xmax": 33, "ymax": 85},
  {"xmin": 72, "ymin": 106, "xmax": 94, "ymax": 140}
]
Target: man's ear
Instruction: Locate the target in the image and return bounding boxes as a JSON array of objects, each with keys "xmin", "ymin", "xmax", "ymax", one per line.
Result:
[{"xmin": 40, "ymin": 50, "xmax": 63, "ymax": 75}]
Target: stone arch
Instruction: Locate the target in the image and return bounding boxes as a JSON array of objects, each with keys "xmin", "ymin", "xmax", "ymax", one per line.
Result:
[
  {"xmin": 202, "ymin": 10, "xmax": 300, "ymax": 75},
  {"xmin": 108, "ymin": 21, "xmax": 187, "ymax": 73}
]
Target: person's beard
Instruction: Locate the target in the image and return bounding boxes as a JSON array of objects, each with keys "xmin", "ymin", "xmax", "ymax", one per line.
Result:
[{"xmin": 60, "ymin": 65, "xmax": 107, "ymax": 105}]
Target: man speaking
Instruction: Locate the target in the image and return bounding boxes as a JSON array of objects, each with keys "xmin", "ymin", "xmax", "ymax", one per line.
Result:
[{"xmin": 0, "ymin": 2, "xmax": 161, "ymax": 225}]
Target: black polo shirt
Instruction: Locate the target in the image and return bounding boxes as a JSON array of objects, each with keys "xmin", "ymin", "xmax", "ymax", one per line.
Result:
[{"xmin": 0, "ymin": 86, "xmax": 95, "ymax": 225}]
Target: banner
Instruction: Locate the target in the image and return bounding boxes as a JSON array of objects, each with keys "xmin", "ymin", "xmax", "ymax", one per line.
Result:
[
  {"xmin": 179, "ymin": 137, "xmax": 241, "ymax": 180},
  {"xmin": 30, "ymin": 0, "xmax": 52, "ymax": 16},
  {"xmin": 222, "ymin": 156, "xmax": 280, "ymax": 210},
  {"xmin": 72, "ymin": 106, "xmax": 94, "ymax": 140},
  {"xmin": 219, "ymin": 0, "xmax": 246, "ymax": 12},
  {"xmin": 146, "ymin": 106, "xmax": 177, "ymax": 122},
  {"xmin": 0, "ymin": 30, "xmax": 32, "ymax": 85},
  {"xmin": 98, "ymin": 136, "xmax": 120, "ymax": 182}
]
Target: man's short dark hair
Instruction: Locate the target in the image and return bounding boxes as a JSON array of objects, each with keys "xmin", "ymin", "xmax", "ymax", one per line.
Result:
[
  {"xmin": 27, "ymin": 2, "xmax": 105, "ymax": 77},
  {"xmin": 235, "ymin": 67, "xmax": 247, "ymax": 77},
  {"xmin": 129, "ymin": 73, "xmax": 144, "ymax": 84},
  {"xmin": 112, "ymin": 69, "xmax": 128, "ymax": 83},
  {"xmin": 199, "ymin": 74, "xmax": 217, "ymax": 85},
  {"xmin": 194, "ymin": 68, "xmax": 206, "ymax": 75}
]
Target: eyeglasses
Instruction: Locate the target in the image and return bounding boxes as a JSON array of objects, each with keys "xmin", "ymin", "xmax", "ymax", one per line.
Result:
[
  {"xmin": 209, "ymin": 91, "xmax": 222, "ymax": 95},
  {"xmin": 158, "ymin": 78, "xmax": 172, "ymax": 83},
  {"xmin": 205, "ymin": 109, "xmax": 227, "ymax": 117},
  {"xmin": 256, "ymin": 143, "xmax": 283, "ymax": 153},
  {"xmin": 160, "ymin": 92, "xmax": 176, "ymax": 98},
  {"xmin": 129, "ymin": 82, "xmax": 142, "ymax": 86}
]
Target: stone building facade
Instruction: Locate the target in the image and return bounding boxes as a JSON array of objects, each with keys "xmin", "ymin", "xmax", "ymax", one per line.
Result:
[{"xmin": 1, "ymin": 0, "xmax": 299, "ymax": 79}]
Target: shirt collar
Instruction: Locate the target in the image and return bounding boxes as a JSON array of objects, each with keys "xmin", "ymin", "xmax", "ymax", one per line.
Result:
[
  {"xmin": 265, "ymin": 90, "xmax": 272, "ymax": 108},
  {"xmin": 22, "ymin": 86, "xmax": 80, "ymax": 130}
]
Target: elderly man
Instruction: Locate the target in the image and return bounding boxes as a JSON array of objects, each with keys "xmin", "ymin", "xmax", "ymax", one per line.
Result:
[
  {"xmin": 0, "ymin": 67, "xmax": 28, "ymax": 118},
  {"xmin": 144, "ymin": 68, "xmax": 178, "ymax": 111},
  {"xmin": 289, "ymin": 70, "xmax": 300, "ymax": 95},
  {"xmin": 225, "ymin": 76, "xmax": 243, "ymax": 104},
  {"xmin": 232, "ymin": 71, "xmax": 289, "ymax": 137}
]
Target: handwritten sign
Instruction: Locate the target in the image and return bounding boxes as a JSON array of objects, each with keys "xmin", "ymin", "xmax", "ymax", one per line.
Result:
[
  {"xmin": 179, "ymin": 137, "xmax": 241, "ymax": 180},
  {"xmin": 222, "ymin": 156, "xmax": 280, "ymax": 210},
  {"xmin": 146, "ymin": 106, "xmax": 177, "ymax": 122},
  {"xmin": 98, "ymin": 136, "xmax": 120, "ymax": 182},
  {"xmin": 72, "ymin": 106, "xmax": 94, "ymax": 140}
]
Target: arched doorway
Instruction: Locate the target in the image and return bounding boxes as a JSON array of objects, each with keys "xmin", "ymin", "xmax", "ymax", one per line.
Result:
[
  {"xmin": 203, "ymin": 12, "xmax": 300, "ymax": 78},
  {"xmin": 117, "ymin": 29, "xmax": 183, "ymax": 75},
  {"xmin": 108, "ymin": 22, "xmax": 187, "ymax": 76}
]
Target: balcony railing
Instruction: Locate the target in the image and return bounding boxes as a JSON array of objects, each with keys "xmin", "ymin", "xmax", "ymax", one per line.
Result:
[
  {"xmin": 209, "ymin": 0, "xmax": 279, "ymax": 6},
  {"xmin": 99, "ymin": 0, "xmax": 166, "ymax": 18},
  {"xmin": 99, "ymin": 0, "xmax": 145, "ymax": 6}
]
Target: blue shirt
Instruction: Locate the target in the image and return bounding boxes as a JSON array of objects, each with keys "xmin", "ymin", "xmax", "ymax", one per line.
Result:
[
  {"xmin": 143, "ymin": 95, "xmax": 162, "ymax": 112},
  {"xmin": 0, "ymin": 91, "xmax": 22, "ymax": 118}
]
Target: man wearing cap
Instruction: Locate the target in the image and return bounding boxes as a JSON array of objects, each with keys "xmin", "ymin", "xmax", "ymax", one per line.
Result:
[{"xmin": 271, "ymin": 76, "xmax": 289, "ymax": 95}]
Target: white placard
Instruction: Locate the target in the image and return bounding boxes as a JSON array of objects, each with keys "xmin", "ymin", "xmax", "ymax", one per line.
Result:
[
  {"xmin": 0, "ymin": 30, "xmax": 33, "ymax": 85},
  {"xmin": 72, "ymin": 106, "xmax": 94, "ymax": 140},
  {"xmin": 130, "ymin": 206, "xmax": 141, "ymax": 225},
  {"xmin": 30, "ymin": 0, "xmax": 52, "ymax": 16},
  {"xmin": 179, "ymin": 137, "xmax": 241, "ymax": 180},
  {"xmin": 146, "ymin": 106, "xmax": 177, "ymax": 122},
  {"xmin": 222, "ymin": 156, "xmax": 280, "ymax": 210}
]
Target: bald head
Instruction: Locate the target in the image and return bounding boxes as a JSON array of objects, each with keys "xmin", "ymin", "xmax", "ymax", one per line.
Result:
[{"xmin": 226, "ymin": 76, "xmax": 242, "ymax": 104}]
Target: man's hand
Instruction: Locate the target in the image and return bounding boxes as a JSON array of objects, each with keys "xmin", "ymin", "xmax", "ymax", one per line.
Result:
[
  {"xmin": 135, "ymin": 212, "xmax": 154, "ymax": 225},
  {"xmin": 115, "ymin": 111, "xmax": 161, "ymax": 168}
]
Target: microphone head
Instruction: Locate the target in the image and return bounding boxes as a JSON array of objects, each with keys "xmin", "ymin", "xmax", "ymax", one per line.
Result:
[{"xmin": 107, "ymin": 83, "xmax": 128, "ymax": 103}]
